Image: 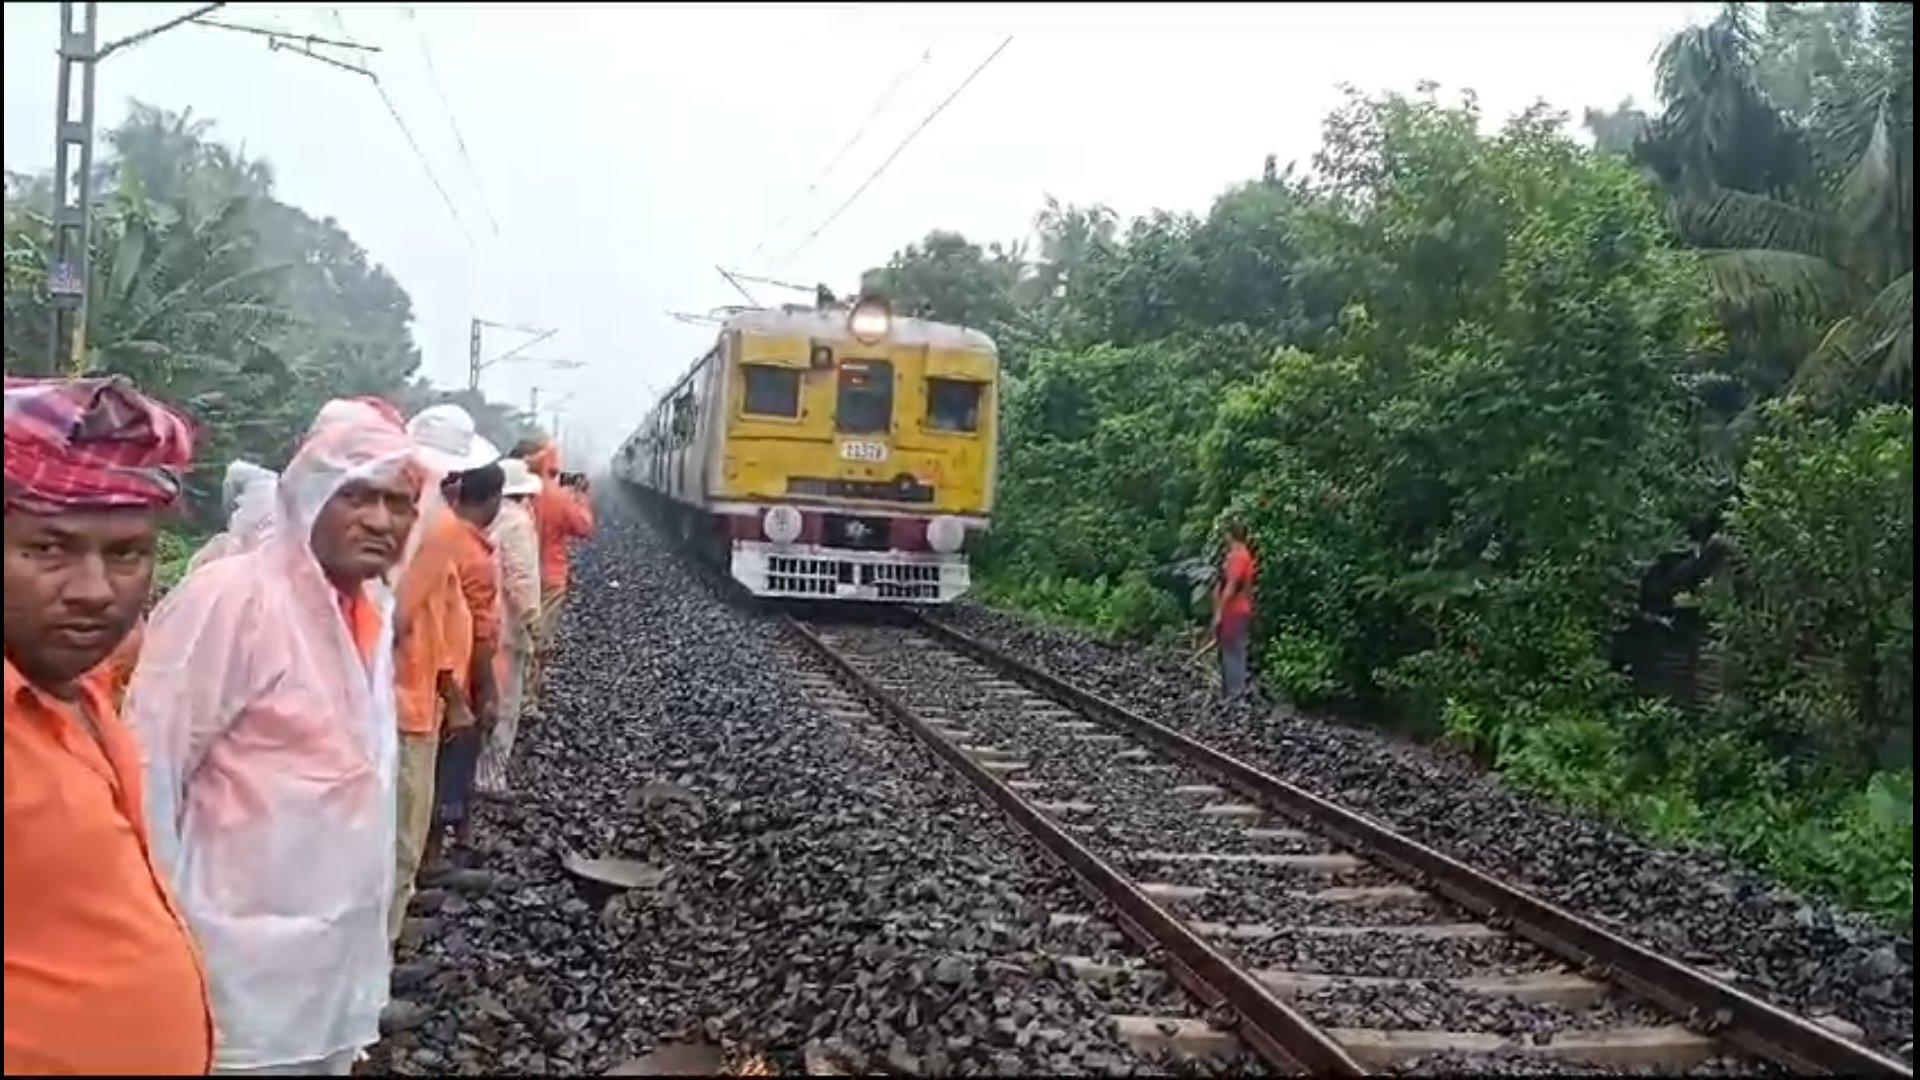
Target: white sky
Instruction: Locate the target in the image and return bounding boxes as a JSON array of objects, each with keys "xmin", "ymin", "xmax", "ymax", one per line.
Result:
[{"xmin": 4, "ymin": 1, "xmax": 1716, "ymax": 465}]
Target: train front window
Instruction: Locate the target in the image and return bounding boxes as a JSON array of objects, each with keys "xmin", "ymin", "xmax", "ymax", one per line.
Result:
[
  {"xmin": 742, "ymin": 364, "xmax": 801, "ymax": 418},
  {"xmin": 926, "ymin": 378, "xmax": 983, "ymax": 433},
  {"xmin": 836, "ymin": 360, "xmax": 893, "ymax": 435}
]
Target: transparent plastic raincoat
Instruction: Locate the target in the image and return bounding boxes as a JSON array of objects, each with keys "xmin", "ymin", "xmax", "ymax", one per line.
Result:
[
  {"xmin": 183, "ymin": 460, "xmax": 280, "ymax": 577},
  {"xmin": 124, "ymin": 402, "xmax": 415, "ymax": 1071}
]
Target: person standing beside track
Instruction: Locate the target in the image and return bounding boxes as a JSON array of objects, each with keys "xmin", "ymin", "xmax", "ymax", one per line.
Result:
[
  {"xmin": 476, "ymin": 457, "xmax": 542, "ymax": 800},
  {"xmin": 124, "ymin": 399, "xmax": 421, "ymax": 1076},
  {"xmin": 384, "ymin": 406, "xmax": 500, "ymax": 1013},
  {"xmin": 3, "ymin": 375, "xmax": 214, "ymax": 1076},
  {"xmin": 421, "ymin": 460, "xmax": 506, "ymax": 869},
  {"xmin": 515, "ymin": 435, "xmax": 593, "ymax": 714},
  {"xmin": 1213, "ymin": 518, "xmax": 1257, "ymax": 700}
]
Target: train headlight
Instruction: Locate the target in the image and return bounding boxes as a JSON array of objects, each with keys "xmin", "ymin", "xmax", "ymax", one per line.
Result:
[
  {"xmin": 763, "ymin": 505, "xmax": 804, "ymax": 546},
  {"xmin": 927, "ymin": 515, "xmax": 965, "ymax": 554},
  {"xmin": 848, "ymin": 295, "xmax": 891, "ymax": 344}
]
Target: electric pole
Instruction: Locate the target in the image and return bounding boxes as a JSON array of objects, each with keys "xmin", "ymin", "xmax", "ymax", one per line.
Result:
[
  {"xmin": 39, "ymin": 2, "xmax": 378, "ymax": 377},
  {"xmin": 46, "ymin": 2, "xmax": 98, "ymax": 376},
  {"xmin": 469, "ymin": 317, "xmax": 561, "ymax": 391}
]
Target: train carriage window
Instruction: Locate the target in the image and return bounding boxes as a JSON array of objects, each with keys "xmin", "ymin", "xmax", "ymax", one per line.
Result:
[
  {"xmin": 836, "ymin": 360, "xmax": 893, "ymax": 435},
  {"xmin": 926, "ymin": 378, "xmax": 983, "ymax": 434},
  {"xmin": 670, "ymin": 391, "xmax": 696, "ymax": 446},
  {"xmin": 741, "ymin": 364, "xmax": 801, "ymax": 418}
]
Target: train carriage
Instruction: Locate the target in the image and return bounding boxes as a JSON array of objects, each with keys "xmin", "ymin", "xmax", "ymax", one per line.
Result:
[{"xmin": 614, "ymin": 294, "xmax": 998, "ymax": 603}]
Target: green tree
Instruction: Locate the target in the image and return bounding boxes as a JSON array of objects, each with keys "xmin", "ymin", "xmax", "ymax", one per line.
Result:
[
  {"xmin": 1640, "ymin": 2, "xmax": 1912, "ymax": 409},
  {"xmin": 3, "ymin": 101, "xmax": 524, "ymax": 520}
]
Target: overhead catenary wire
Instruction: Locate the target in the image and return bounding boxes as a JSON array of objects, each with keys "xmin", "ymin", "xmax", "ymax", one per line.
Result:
[
  {"xmin": 403, "ymin": 5, "xmax": 502, "ymax": 239},
  {"xmin": 745, "ymin": 44, "xmax": 934, "ymax": 262},
  {"xmin": 326, "ymin": 6, "xmax": 475, "ymax": 247},
  {"xmin": 774, "ymin": 35, "xmax": 1014, "ymax": 270}
]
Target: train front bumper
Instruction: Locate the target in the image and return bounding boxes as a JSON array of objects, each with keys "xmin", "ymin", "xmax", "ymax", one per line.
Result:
[{"xmin": 732, "ymin": 541, "xmax": 971, "ymax": 603}]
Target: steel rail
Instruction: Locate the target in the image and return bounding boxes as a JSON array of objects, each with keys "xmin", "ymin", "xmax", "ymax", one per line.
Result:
[
  {"xmin": 916, "ymin": 614, "xmax": 1913, "ymax": 1079},
  {"xmin": 786, "ymin": 617, "xmax": 1367, "ymax": 1077}
]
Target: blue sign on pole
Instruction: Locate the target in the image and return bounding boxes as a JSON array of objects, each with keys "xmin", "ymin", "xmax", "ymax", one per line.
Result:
[{"xmin": 48, "ymin": 260, "xmax": 85, "ymax": 298}]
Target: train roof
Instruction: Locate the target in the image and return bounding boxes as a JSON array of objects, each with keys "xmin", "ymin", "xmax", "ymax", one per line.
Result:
[{"xmin": 721, "ymin": 305, "xmax": 999, "ymax": 356}]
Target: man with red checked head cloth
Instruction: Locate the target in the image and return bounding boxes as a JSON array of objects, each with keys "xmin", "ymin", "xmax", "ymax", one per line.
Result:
[{"xmin": 3, "ymin": 375, "xmax": 215, "ymax": 1075}]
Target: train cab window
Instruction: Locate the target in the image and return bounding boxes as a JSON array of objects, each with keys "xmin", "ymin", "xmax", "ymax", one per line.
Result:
[
  {"xmin": 836, "ymin": 360, "xmax": 893, "ymax": 435},
  {"xmin": 926, "ymin": 378, "xmax": 984, "ymax": 434},
  {"xmin": 742, "ymin": 364, "xmax": 801, "ymax": 418}
]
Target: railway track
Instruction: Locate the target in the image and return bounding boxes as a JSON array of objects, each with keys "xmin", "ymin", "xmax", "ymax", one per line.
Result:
[{"xmin": 787, "ymin": 613, "xmax": 1912, "ymax": 1078}]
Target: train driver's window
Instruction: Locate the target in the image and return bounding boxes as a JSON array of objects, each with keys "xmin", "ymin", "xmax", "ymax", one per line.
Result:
[
  {"xmin": 926, "ymin": 378, "xmax": 983, "ymax": 434},
  {"xmin": 742, "ymin": 364, "xmax": 801, "ymax": 418},
  {"xmin": 836, "ymin": 360, "xmax": 894, "ymax": 435}
]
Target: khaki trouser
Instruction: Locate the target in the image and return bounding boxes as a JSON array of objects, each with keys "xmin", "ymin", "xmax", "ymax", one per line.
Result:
[
  {"xmin": 476, "ymin": 644, "xmax": 531, "ymax": 795},
  {"xmin": 526, "ymin": 588, "xmax": 568, "ymax": 711},
  {"xmin": 390, "ymin": 728, "xmax": 441, "ymax": 944}
]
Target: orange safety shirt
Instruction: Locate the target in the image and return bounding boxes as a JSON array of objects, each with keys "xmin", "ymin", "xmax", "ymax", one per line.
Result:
[
  {"xmin": 1220, "ymin": 539, "xmax": 1256, "ymax": 631},
  {"xmin": 449, "ymin": 515, "xmax": 501, "ymax": 665},
  {"xmin": 526, "ymin": 445, "xmax": 593, "ymax": 595},
  {"xmin": 101, "ymin": 616, "xmax": 145, "ymax": 708},
  {"xmin": 3, "ymin": 658, "xmax": 215, "ymax": 1076},
  {"xmin": 393, "ymin": 508, "xmax": 473, "ymax": 736},
  {"xmin": 533, "ymin": 485, "xmax": 593, "ymax": 596}
]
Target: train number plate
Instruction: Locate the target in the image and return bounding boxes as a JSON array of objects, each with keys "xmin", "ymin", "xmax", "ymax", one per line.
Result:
[{"xmin": 838, "ymin": 440, "xmax": 889, "ymax": 463}]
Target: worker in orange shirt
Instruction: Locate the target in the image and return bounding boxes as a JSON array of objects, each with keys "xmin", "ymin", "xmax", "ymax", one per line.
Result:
[
  {"xmin": 385, "ymin": 406, "xmax": 499, "ymax": 1003},
  {"xmin": 3, "ymin": 374, "xmax": 213, "ymax": 1076},
  {"xmin": 425, "ymin": 461, "xmax": 506, "ymax": 867},
  {"xmin": 515, "ymin": 435, "xmax": 593, "ymax": 713},
  {"xmin": 1213, "ymin": 518, "xmax": 1257, "ymax": 699}
]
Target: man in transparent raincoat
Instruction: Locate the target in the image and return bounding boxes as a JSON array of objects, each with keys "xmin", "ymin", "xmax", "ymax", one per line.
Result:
[
  {"xmin": 180, "ymin": 460, "xmax": 280, "ymax": 577},
  {"xmin": 124, "ymin": 400, "xmax": 422, "ymax": 1075}
]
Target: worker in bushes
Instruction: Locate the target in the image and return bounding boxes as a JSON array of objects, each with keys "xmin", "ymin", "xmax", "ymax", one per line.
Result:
[
  {"xmin": 123, "ymin": 398, "xmax": 421, "ymax": 1076},
  {"xmin": 4, "ymin": 375, "xmax": 213, "ymax": 1076},
  {"xmin": 514, "ymin": 434, "xmax": 593, "ymax": 714},
  {"xmin": 384, "ymin": 407, "xmax": 500, "ymax": 1003},
  {"xmin": 476, "ymin": 456, "xmax": 543, "ymax": 800},
  {"xmin": 1213, "ymin": 517, "xmax": 1257, "ymax": 699}
]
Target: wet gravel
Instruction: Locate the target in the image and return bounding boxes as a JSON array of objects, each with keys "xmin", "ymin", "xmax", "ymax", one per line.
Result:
[
  {"xmin": 377, "ymin": 505, "xmax": 1274, "ymax": 1076},
  {"xmin": 937, "ymin": 603, "xmax": 1914, "ymax": 1059}
]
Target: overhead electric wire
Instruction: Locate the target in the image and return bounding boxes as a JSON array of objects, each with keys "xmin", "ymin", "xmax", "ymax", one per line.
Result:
[
  {"xmin": 746, "ymin": 45, "xmax": 933, "ymax": 262},
  {"xmin": 327, "ymin": 6, "xmax": 475, "ymax": 247},
  {"xmin": 774, "ymin": 35, "xmax": 1013, "ymax": 269},
  {"xmin": 403, "ymin": 5, "xmax": 503, "ymax": 238}
]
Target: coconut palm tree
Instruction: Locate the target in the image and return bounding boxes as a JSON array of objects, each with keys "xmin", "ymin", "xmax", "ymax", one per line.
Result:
[{"xmin": 1643, "ymin": 1, "xmax": 1911, "ymax": 406}]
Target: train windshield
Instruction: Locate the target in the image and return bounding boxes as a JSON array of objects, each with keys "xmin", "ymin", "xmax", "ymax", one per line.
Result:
[
  {"xmin": 836, "ymin": 360, "xmax": 893, "ymax": 435},
  {"xmin": 926, "ymin": 378, "xmax": 983, "ymax": 433}
]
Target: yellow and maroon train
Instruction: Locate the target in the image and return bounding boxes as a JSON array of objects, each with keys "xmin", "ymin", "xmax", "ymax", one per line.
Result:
[{"xmin": 613, "ymin": 294, "xmax": 1000, "ymax": 603}]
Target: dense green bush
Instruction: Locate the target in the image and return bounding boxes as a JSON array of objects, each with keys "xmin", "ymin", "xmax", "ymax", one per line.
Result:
[{"xmin": 864, "ymin": 3, "xmax": 1911, "ymax": 922}]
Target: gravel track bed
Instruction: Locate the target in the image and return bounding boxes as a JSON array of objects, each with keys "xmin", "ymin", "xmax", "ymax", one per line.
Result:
[
  {"xmin": 1218, "ymin": 930, "xmax": 1547, "ymax": 978},
  {"xmin": 818, "ymin": 623, "xmax": 1712, "ymax": 1069},
  {"xmin": 1290, "ymin": 984, "xmax": 1667, "ymax": 1034},
  {"xmin": 940, "ymin": 604, "xmax": 1913, "ymax": 1058},
  {"xmin": 1076, "ymin": 822, "xmax": 1333, "ymax": 856},
  {"xmin": 378, "ymin": 507, "xmax": 1256, "ymax": 1077}
]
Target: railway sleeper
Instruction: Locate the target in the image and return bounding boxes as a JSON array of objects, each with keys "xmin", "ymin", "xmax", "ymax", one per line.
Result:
[
  {"xmin": 1110, "ymin": 1015, "xmax": 1719, "ymax": 1072},
  {"xmin": 1062, "ymin": 957, "xmax": 1605, "ymax": 1008},
  {"xmin": 1052, "ymin": 911, "xmax": 1508, "ymax": 943}
]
